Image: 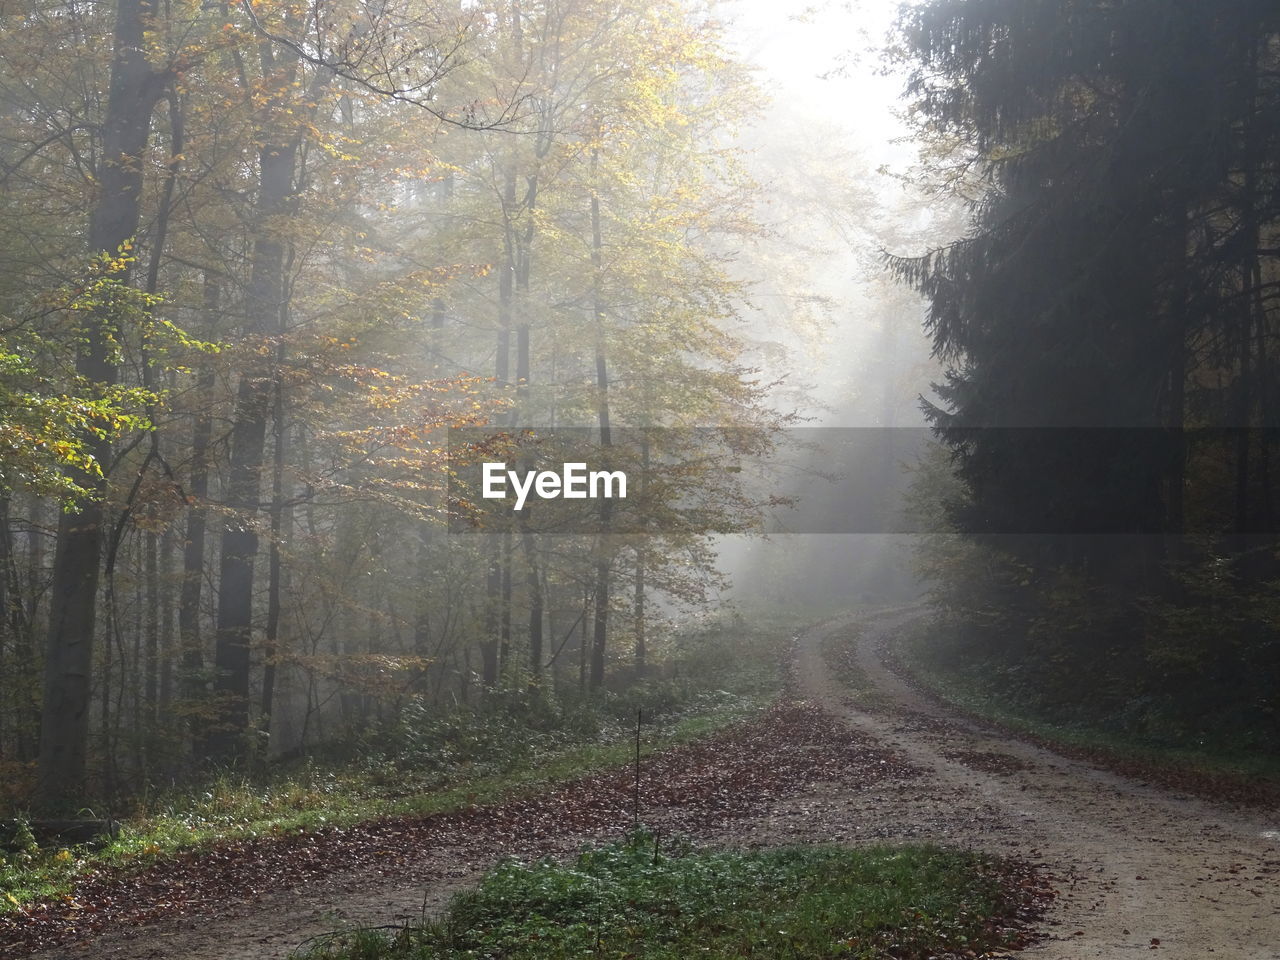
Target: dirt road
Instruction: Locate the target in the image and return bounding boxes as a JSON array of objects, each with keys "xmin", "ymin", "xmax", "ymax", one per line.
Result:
[
  {"xmin": 17, "ymin": 610, "xmax": 1280, "ymax": 959},
  {"xmin": 795, "ymin": 611, "xmax": 1280, "ymax": 959}
]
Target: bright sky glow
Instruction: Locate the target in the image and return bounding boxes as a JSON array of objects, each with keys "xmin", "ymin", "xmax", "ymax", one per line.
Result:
[{"xmin": 722, "ymin": 0, "xmax": 914, "ymax": 170}]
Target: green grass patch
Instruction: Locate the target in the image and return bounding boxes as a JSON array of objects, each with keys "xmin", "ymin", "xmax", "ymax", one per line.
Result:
[{"xmin": 298, "ymin": 831, "xmax": 1034, "ymax": 960}]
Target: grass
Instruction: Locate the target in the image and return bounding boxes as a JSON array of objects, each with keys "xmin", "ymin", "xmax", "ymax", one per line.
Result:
[
  {"xmin": 1, "ymin": 612, "xmax": 792, "ymax": 915},
  {"xmin": 893, "ymin": 619, "xmax": 1280, "ymax": 791},
  {"xmin": 296, "ymin": 831, "xmax": 1033, "ymax": 960}
]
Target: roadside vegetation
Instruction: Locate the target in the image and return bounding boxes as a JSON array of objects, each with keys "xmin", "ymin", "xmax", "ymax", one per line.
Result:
[
  {"xmin": 0, "ymin": 614, "xmax": 786, "ymax": 914},
  {"xmin": 298, "ymin": 830, "xmax": 1042, "ymax": 960},
  {"xmin": 893, "ymin": 618, "xmax": 1280, "ymax": 803},
  {"xmin": 896, "ymin": 0, "xmax": 1280, "ymax": 793}
]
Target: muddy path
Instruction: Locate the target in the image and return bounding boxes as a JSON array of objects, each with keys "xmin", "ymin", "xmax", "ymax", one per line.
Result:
[
  {"xmin": 13, "ymin": 609, "xmax": 1277, "ymax": 959},
  {"xmin": 796, "ymin": 611, "xmax": 1280, "ymax": 959}
]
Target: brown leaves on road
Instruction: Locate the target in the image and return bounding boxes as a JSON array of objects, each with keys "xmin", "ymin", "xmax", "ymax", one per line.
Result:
[
  {"xmin": 942, "ymin": 749, "xmax": 1032, "ymax": 776},
  {"xmin": 0, "ymin": 702, "xmax": 919, "ymax": 958}
]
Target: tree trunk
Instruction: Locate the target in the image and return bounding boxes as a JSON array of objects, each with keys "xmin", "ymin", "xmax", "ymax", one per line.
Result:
[
  {"xmin": 588, "ymin": 144, "xmax": 612, "ymax": 691},
  {"xmin": 633, "ymin": 430, "xmax": 649, "ymax": 671},
  {"xmin": 500, "ymin": 533, "xmax": 512, "ymax": 675},
  {"xmin": 482, "ymin": 544, "xmax": 501, "ymax": 687},
  {"xmin": 523, "ymin": 530, "xmax": 543, "ymax": 679},
  {"xmin": 0, "ymin": 499, "xmax": 37, "ymax": 760},
  {"xmin": 259, "ymin": 375, "xmax": 289, "ymax": 746},
  {"xmin": 158, "ymin": 528, "xmax": 174, "ymax": 713},
  {"xmin": 144, "ymin": 532, "xmax": 159, "ymax": 724},
  {"xmin": 36, "ymin": 0, "xmax": 163, "ymax": 811},
  {"xmin": 633, "ymin": 548, "xmax": 645, "ymax": 672},
  {"xmin": 479, "ymin": 167, "xmax": 518, "ymax": 689},
  {"xmin": 179, "ymin": 288, "xmax": 216, "ymax": 704},
  {"xmin": 514, "ymin": 164, "xmax": 542, "ymax": 682},
  {"xmin": 579, "ymin": 587, "xmax": 589, "ymax": 690},
  {"xmin": 209, "ymin": 134, "xmax": 295, "ymax": 764},
  {"xmin": 0, "ymin": 499, "xmax": 9, "ymax": 757}
]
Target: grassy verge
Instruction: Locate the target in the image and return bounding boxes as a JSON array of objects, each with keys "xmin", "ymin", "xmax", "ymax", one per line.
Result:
[
  {"xmin": 298, "ymin": 831, "xmax": 1042, "ymax": 960},
  {"xmin": 0, "ymin": 697, "xmax": 765, "ymax": 914},
  {"xmin": 893, "ymin": 619, "xmax": 1280, "ymax": 803},
  {"xmin": 1, "ymin": 613, "xmax": 792, "ymax": 914}
]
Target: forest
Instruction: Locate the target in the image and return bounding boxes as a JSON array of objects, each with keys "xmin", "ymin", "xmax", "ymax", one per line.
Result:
[
  {"xmin": 0, "ymin": 0, "xmax": 1278, "ymax": 958},
  {"xmin": 0, "ymin": 0, "xmax": 800, "ymax": 811}
]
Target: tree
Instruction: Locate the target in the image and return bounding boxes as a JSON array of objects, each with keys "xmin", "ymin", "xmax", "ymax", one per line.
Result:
[
  {"xmin": 0, "ymin": 0, "xmax": 794, "ymax": 803},
  {"xmin": 895, "ymin": 0, "xmax": 1280, "ymax": 744},
  {"xmin": 35, "ymin": 0, "xmax": 169, "ymax": 811}
]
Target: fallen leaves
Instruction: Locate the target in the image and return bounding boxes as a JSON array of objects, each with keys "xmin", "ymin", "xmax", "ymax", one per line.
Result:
[
  {"xmin": 942, "ymin": 749, "xmax": 1032, "ymax": 776},
  {"xmin": 0, "ymin": 702, "xmax": 920, "ymax": 958}
]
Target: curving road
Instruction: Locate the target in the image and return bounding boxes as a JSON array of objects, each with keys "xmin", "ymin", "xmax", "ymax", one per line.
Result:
[{"xmin": 795, "ymin": 611, "xmax": 1280, "ymax": 959}]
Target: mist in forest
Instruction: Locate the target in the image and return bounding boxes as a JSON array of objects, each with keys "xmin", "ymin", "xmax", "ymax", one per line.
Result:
[
  {"xmin": 1, "ymin": 0, "xmax": 1277, "ymax": 840},
  {"xmin": 0, "ymin": 0, "xmax": 949, "ymax": 812},
  {"xmin": 713, "ymin": 0, "xmax": 944, "ymax": 614}
]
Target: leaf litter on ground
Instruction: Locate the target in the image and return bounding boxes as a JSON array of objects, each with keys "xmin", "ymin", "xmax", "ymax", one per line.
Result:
[{"xmin": 0, "ymin": 701, "xmax": 928, "ymax": 957}]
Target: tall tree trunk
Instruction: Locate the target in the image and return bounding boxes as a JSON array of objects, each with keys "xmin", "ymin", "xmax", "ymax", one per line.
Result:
[
  {"xmin": 633, "ymin": 430, "xmax": 650, "ymax": 671},
  {"xmin": 1234, "ymin": 34, "xmax": 1267, "ymax": 568},
  {"xmin": 579, "ymin": 586, "xmax": 589, "ymax": 690},
  {"xmin": 36, "ymin": 0, "xmax": 163, "ymax": 811},
  {"xmin": 0, "ymin": 499, "xmax": 37, "ymax": 759},
  {"xmin": 22, "ymin": 498, "xmax": 41, "ymax": 762},
  {"xmin": 523, "ymin": 530, "xmax": 543, "ymax": 679},
  {"xmin": 481, "ymin": 549, "xmax": 501, "ymax": 687},
  {"xmin": 0, "ymin": 499, "xmax": 10, "ymax": 758},
  {"xmin": 500, "ymin": 534, "xmax": 512, "ymax": 675},
  {"xmin": 259, "ymin": 375, "xmax": 289, "ymax": 746},
  {"xmin": 481, "ymin": 168, "xmax": 517, "ymax": 688},
  {"xmin": 1235, "ymin": 324, "xmax": 1252, "ymax": 535},
  {"xmin": 633, "ymin": 549, "xmax": 645, "ymax": 672},
  {"xmin": 1242, "ymin": 37, "xmax": 1274, "ymax": 560},
  {"xmin": 159, "ymin": 528, "xmax": 174, "ymax": 713},
  {"xmin": 588, "ymin": 143, "xmax": 612, "ymax": 691},
  {"xmin": 207, "ymin": 9, "xmax": 351, "ymax": 760},
  {"xmin": 1164, "ymin": 205, "xmax": 1189, "ymax": 576},
  {"xmin": 209, "ymin": 133, "xmax": 296, "ymax": 763},
  {"xmin": 0, "ymin": 500, "xmax": 37, "ymax": 759},
  {"xmin": 589, "ymin": 548, "xmax": 610, "ymax": 689},
  {"xmin": 179, "ymin": 286, "xmax": 216, "ymax": 705},
  {"xmin": 144, "ymin": 533, "xmax": 159, "ymax": 723},
  {"xmin": 515, "ymin": 166, "xmax": 542, "ymax": 681}
]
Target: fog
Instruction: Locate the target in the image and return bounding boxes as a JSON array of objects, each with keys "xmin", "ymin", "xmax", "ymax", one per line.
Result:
[
  {"xmin": 712, "ymin": 0, "xmax": 946, "ymax": 613},
  {"xmin": 3, "ymin": 0, "xmax": 1277, "ymax": 883}
]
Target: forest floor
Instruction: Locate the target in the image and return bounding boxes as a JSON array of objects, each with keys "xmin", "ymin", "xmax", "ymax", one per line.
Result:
[{"xmin": 6, "ymin": 610, "xmax": 1279, "ymax": 959}]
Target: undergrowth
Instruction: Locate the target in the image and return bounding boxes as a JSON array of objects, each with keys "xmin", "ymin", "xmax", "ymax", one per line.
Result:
[
  {"xmin": 0, "ymin": 612, "xmax": 788, "ymax": 914},
  {"xmin": 895, "ymin": 618, "xmax": 1280, "ymax": 787}
]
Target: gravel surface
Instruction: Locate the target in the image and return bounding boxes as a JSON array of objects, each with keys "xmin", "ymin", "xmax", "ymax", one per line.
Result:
[{"xmin": 795, "ymin": 611, "xmax": 1280, "ymax": 959}]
